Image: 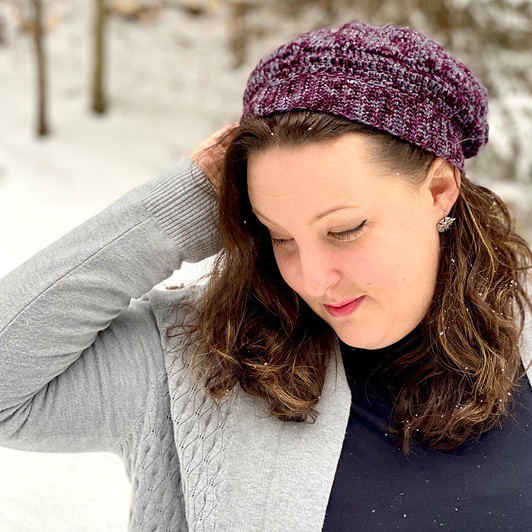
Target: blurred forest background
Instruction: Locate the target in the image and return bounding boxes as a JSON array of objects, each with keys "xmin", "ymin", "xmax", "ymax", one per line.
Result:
[{"xmin": 0, "ymin": 1, "xmax": 531, "ymax": 531}]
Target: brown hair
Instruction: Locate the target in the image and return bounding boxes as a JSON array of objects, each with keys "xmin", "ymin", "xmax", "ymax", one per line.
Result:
[{"xmin": 168, "ymin": 111, "xmax": 532, "ymax": 455}]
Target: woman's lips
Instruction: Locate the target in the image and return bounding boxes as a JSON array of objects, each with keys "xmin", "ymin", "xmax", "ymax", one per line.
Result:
[{"xmin": 323, "ymin": 296, "xmax": 365, "ymax": 318}]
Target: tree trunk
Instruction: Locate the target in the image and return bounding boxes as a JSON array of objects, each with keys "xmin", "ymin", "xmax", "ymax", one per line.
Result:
[
  {"xmin": 0, "ymin": 12, "xmax": 6, "ymax": 45},
  {"xmin": 319, "ymin": 0, "xmax": 337, "ymax": 24},
  {"xmin": 228, "ymin": 0, "xmax": 251, "ymax": 69},
  {"xmin": 91, "ymin": 0, "xmax": 107, "ymax": 114},
  {"xmin": 32, "ymin": 0, "xmax": 49, "ymax": 136}
]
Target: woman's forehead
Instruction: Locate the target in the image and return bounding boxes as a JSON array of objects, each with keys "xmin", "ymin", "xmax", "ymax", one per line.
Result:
[{"xmin": 247, "ymin": 136, "xmax": 410, "ymax": 206}]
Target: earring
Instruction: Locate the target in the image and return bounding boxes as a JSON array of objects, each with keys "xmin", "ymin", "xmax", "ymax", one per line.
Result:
[{"xmin": 436, "ymin": 210, "xmax": 456, "ymax": 233}]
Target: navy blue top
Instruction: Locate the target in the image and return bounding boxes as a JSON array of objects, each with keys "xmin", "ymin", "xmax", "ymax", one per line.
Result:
[{"xmin": 322, "ymin": 333, "xmax": 532, "ymax": 531}]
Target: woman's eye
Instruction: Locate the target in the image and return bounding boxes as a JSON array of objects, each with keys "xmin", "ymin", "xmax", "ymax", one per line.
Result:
[{"xmin": 270, "ymin": 220, "xmax": 367, "ymax": 248}]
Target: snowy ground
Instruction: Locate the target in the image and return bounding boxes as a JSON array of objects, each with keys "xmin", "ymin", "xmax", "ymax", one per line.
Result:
[{"xmin": 0, "ymin": 2, "xmax": 531, "ymax": 531}]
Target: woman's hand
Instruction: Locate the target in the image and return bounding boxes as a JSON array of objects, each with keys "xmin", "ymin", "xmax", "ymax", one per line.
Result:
[{"xmin": 189, "ymin": 122, "xmax": 239, "ymax": 193}]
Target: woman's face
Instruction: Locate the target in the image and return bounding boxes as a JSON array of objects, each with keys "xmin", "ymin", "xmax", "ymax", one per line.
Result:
[{"xmin": 247, "ymin": 133, "xmax": 450, "ymax": 349}]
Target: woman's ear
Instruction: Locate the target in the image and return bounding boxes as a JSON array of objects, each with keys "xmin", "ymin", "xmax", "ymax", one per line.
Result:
[{"xmin": 427, "ymin": 157, "xmax": 461, "ymax": 216}]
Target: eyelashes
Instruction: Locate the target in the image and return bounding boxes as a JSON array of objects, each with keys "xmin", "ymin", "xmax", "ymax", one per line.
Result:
[{"xmin": 271, "ymin": 220, "xmax": 367, "ymax": 248}]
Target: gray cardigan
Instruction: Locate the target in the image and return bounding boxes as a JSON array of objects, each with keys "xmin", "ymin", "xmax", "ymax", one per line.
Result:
[{"xmin": 1, "ymin": 158, "xmax": 531, "ymax": 532}]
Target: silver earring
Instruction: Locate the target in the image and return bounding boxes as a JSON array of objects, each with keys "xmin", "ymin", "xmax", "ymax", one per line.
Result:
[{"xmin": 437, "ymin": 210, "xmax": 456, "ymax": 233}]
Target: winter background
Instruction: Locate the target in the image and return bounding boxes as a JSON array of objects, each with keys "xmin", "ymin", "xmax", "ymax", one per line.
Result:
[{"xmin": 0, "ymin": 0, "xmax": 531, "ymax": 530}]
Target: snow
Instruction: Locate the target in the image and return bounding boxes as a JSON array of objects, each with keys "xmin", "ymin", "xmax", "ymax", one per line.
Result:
[
  {"xmin": 0, "ymin": 2, "xmax": 531, "ymax": 530},
  {"xmin": 0, "ymin": 448, "xmax": 131, "ymax": 532}
]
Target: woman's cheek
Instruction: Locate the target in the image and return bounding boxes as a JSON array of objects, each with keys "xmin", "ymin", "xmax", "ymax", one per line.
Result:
[
  {"xmin": 353, "ymin": 261, "xmax": 381, "ymax": 290},
  {"xmin": 346, "ymin": 246, "xmax": 388, "ymax": 290}
]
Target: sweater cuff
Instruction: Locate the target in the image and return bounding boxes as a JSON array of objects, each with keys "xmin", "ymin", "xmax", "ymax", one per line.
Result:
[{"xmin": 135, "ymin": 157, "xmax": 221, "ymax": 263}]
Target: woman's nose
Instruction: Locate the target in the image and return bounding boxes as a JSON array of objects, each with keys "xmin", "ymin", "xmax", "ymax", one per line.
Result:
[{"xmin": 298, "ymin": 246, "xmax": 341, "ymax": 298}]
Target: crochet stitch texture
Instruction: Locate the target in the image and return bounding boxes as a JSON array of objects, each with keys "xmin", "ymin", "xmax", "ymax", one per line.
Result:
[{"xmin": 241, "ymin": 20, "xmax": 489, "ymax": 174}]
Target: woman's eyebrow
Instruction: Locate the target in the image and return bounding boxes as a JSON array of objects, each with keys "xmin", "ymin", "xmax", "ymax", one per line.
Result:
[{"xmin": 252, "ymin": 205, "xmax": 358, "ymax": 226}]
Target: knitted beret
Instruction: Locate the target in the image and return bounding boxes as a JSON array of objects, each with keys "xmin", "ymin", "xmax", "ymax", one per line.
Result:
[{"xmin": 241, "ymin": 20, "xmax": 489, "ymax": 174}]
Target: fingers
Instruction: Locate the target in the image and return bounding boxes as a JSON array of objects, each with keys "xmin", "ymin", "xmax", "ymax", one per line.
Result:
[
  {"xmin": 204, "ymin": 122, "xmax": 240, "ymax": 150},
  {"xmin": 213, "ymin": 122, "xmax": 239, "ymax": 151},
  {"xmin": 189, "ymin": 122, "xmax": 240, "ymax": 193},
  {"xmin": 217, "ymin": 122, "xmax": 240, "ymax": 144},
  {"xmin": 190, "ymin": 122, "xmax": 239, "ymax": 161}
]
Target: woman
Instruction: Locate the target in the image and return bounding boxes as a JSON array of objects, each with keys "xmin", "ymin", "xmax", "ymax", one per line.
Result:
[{"xmin": 1, "ymin": 20, "xmax": 531, "ymax": 531}]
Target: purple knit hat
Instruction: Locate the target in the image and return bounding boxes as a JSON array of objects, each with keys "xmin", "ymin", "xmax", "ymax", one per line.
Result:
[{"xmin": 241, "ymin": 20, "xmax": 489, "ymax": 174}]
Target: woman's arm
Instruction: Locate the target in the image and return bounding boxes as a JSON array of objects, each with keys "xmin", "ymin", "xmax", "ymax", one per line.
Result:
[{"xmin": 0, "ymin": 155, "xmax": 220, "ymax": 454}]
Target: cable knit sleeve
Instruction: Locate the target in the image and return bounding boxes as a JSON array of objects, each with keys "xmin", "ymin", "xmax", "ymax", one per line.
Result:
[{"xmin": 0, "ymin": 157, "xmax": 220, "ymax": 453}]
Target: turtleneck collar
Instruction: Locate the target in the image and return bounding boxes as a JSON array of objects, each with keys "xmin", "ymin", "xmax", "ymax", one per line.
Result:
[{"xmin": 339, "ymin": 324, "xmax": 425, "ymax": 384}]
